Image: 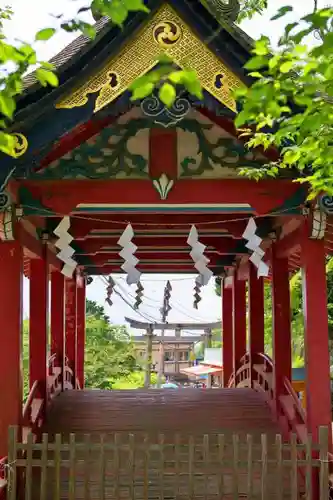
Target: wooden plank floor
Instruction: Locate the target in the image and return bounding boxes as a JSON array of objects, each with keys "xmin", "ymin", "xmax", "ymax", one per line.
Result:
[{"xmin": 27, "ymin": 388, "xmax": 299, "ymax": 499}]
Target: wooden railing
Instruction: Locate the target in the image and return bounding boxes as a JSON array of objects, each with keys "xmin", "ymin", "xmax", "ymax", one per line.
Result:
[
  {"xmin": 0, "ymin": 353, "xmax": 76, "ymax": 497},
  {"xmin": 7, "ymin": 425, "xmax": 332, "ymax": 500},
  {"xmin": 228, "ymin": 352, "xmax": 307, "ymax": 443}
]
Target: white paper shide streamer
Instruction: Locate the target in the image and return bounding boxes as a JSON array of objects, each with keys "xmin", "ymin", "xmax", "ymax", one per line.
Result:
[
  {"xmin": 187, "ymin": 225, "xmax": 213, "ymax": 288},
  {"xmin": 118, "ymin": 224, "xmax": 141, "ymax": 285},
  {"xmin": 242, "ymin": 217, "xmax": 269, "ymax": 278},
  {"xmin": 54, "ymin": 216, "xmax": 77, "ymax": 278}
]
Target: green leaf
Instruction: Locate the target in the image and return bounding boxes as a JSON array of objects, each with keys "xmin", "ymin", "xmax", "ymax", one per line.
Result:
[
  {"xmin": 270, "ymin": 5, "xmax": 293, "ymax": 21},
  {"xmin": 279, "ymin": 60, "xmax": 293, "ymax": 73},
  {"xmin": 0, "ymin": 131, "xmax": 15, "ymax": 156},
  {"xmin": 35, "ymin": 28, "xmax": 56, "ymax": 41},
  {"xmin": 159, "ymin": 82, "xmax": 176, "ymax": 107},
  {"xmin": 244, "ymin": 56, "xmax": 267, "ymax": 70},
  {"xmin": 124, "ymin": 0, "xmax": 150, "ymax": 13},
  {"xmin": 248, "ymin": 72, "xmax": 263, "ymax": 79},
  {"xmin": 0, "ymin": 93, "xmax": 15, "ymax": 119},
  {"xmin": 108, "ymin": 2, "xmax": 128, "ymax": 26},
  {"xmin": 35, "ymin": 68, "xmax": 59, "ymax": 87},
  {"xmin": 130, "ymin": 82, "xmax": 154, "ymax": 100}
]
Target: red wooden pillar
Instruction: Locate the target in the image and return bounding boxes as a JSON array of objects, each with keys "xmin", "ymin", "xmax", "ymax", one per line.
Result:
[
  {"xmin": 222, "ymin": 286, "xmax": 233, "ymax": 387},
  {"xmin": 302, "ymin": 237, "xmax": 331, "ymax": 440},
  {"xmin": 271, "ymin": 246, "xmax": 292, "ymax": 399},
  {"xmin": 232, "ymin": 275, "xmax": 246, "ymax": 381},
  {"xmin": 65, "ymin": 277, "xmax": 77, "ymax": 381},
  {"xmin": 248, "ymin": 263, "xmax": 265, "ymax": 384},
  {"xmin": 0, "ymin": 241, "xmax": 23, "ymax": 457},
  {"xmin": 50, "ymin": 271, "xmax": 65, "ymax": 374},
  {"xmin": 29, "ymin": 253, "xmax": 49, "ymax": 400},
  {"xmin": 76, "ymin": 280, "xmax": 86, "ymax": 388}
]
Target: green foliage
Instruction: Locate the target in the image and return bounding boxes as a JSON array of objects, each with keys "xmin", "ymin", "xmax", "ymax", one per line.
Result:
[
  {"xmin": 217, "ymin": 257, "xmax": 333, "ymax": 367},
  {"xmin": 235, "ymin": 6, "xmax": 333, "ymax": 196},
  {"xmin": 85, "ymin": 301, "xmax": 139, "ymax": 389},
  {"xmin": 112, "ymin": 371, "xmax": 158, "ymax": 389}
]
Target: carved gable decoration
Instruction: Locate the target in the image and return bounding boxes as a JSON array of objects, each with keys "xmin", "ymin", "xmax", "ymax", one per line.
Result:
[
  {"xmin": 28, "ymin": 108, "xmax": 265, "ymax": 181},
  {"xmin": 56, "ymin": 3, "xmax": 243, "ymax": 114}
]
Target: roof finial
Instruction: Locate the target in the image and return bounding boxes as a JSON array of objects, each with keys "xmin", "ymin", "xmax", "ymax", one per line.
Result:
[{"xmin": 206, "ymin": 0, "xmax": 240, "ymax": 23}]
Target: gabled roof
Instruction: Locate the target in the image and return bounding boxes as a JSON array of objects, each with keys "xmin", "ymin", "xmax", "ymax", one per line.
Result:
[{"xmin": 18, "ymin": 0, "xmax": 254, "ymax": 114}]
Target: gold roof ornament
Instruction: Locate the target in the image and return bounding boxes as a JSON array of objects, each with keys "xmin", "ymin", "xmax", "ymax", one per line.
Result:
[{"xmin": 56, "ymin": 3, "xmax": 244, "ymax": 114}]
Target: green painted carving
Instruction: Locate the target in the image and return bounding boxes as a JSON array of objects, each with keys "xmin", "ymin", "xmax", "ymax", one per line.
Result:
[
  {"xmin": 30, "ymin": 119, "xmax": 151, "ymax": 180},
  {"xmin": 178, "ymin": 119, "xmax": 263, "ymax": 177},
  {"xmin": 23, "ymin": 117, "xmax": 265, "ymax": 181}
]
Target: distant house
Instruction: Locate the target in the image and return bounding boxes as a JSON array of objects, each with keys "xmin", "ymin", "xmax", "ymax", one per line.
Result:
[
  {"xmin": 180, "ymin": 348, "xmax": 223, "ymax": 387},
  {"xmin": 132, "ymin": 335, "xmax": 201, "ymax": 381}
]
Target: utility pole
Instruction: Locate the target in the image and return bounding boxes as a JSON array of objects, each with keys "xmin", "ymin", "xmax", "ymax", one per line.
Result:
[
  {"xmin": 144, "ymin": 326, "xmax": 154, "ymax": 388},
  {"xmin": 157, "ymin": 281, "xmax": 172, "ymax": 387}
]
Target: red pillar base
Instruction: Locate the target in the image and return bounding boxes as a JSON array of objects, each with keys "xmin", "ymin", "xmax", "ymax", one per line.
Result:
[
  {"xmin": 232, "ymin": 276, "xmax": 246, "ymax": 382},
  {"xmin": 76, "ymin": 280, "xmax": 86, "ymax": 388},
  {"xmin": 222, "ymin": 287, "xmax": 233, "ymax": 387},
  {"xmin": 248, "ymin": 263, "xmax": 265, "ymax": 385},
  {"xmin": 302, "ymin": 237, "xmax": 331, "ymax": 441},
  {"xmin": 271, "ymin": 246, "xmax": 292, "ymax": 400},
  {"xmin": 29, "ymin": 255, "xmax": 49, "ymax": 400},
  {"xmin": 0, "ymin": 242, "xmax": 23, "ymax": 457},
  {"xmin": 65, "ymin": 277, "xmax": 77, "ymax": 384}
]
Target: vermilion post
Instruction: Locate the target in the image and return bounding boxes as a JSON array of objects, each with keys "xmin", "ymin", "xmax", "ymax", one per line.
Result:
[
  {"xmin": 271, "ymin": 246, "xmax": 292, "ymax": 400},
  {"xmin": 50, "ymin": 271, "xmax": 65, "ymax": 377},
  {"xmin": 302, "ymin": 237, "xmax": 331, "ymax": 440},
  {"xmin": 29, "ymin": 253, "xmax": 49, "ymax": 400},
  {"xmin": 76, "ymin": 280, "xmax": 86, "ymax": 388},
  {"xmin": 65, "ymin": 277, "xmax": 77, "ymax": 382},
  {"xmin": 232, "ymin": 276, "xmax": 247, "ymax": 382},
  {"xmin": 248, "ymin": 263, "xmax": 265, "ymax": 386},
  {"xmin": 0, "ymin": 241, "xmax": 23, "ymax": 457},
  {"xmin": 222, "ymin": 286, "xmax": 233, "ymax": 387}
]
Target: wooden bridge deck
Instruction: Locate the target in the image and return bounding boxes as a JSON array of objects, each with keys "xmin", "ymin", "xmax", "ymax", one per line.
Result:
[{"xmin": 24, "ymin": 388, "xmax": 300, "ymax": 499}]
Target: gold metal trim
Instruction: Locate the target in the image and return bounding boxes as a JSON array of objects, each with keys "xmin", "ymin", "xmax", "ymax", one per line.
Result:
[
  {"xmin": 13, "ymin": 133, "xmax": 28, "ymax": 158},
  {"xmin": 56, "ymin": 3, "xmax": 243, "ymax": 113}
]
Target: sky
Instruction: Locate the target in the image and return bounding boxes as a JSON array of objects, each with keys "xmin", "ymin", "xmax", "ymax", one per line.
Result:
[{"xmin": 5, "ymin": 0, "xmax": 331, "ymax": 332}]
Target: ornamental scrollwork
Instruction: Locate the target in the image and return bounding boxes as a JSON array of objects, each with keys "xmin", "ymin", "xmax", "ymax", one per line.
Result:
[
  {"xmin": 28, "ymin": 119, "xmax": 150, "ymax": 180},
  {"xmin": 12, "ymin": 133, "xmax": 28, "ymax": 158},
  {"xmin": 141, "ymin": 93, "xmax": 191, "ymax": 127},
  {"xmin": 178, "ymin": 119, "xmax": 263, "ymax": 177}
]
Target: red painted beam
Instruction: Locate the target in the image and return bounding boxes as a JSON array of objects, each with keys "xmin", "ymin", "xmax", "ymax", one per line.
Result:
[
  {"xmin": 17, "ymin": 225, "xmax": 61, "ymax": 271},
  {"xmin": 71, "ymin": 218, "xmax": 248, "ymax": 239},
  {"xmin": 76, "ymin": 237, "xmax": 247, "ymax": 254},
  {"xmin": 21, "ymin": 178, "xmax": 301, "ymax": 216},
  {"xmin": 275, "ymin": 224, "xmax": 305, "ymax": 259},
  {"xmin": 39, "ymin": 116, "xmax": 115, "ymax": 168},
  {"xmin": 87, "ymin": 253, "xmax": 228, "ymax": 265},
  {"xmin": 149, "ymin": 127, "xmax": 178, "ymax": 179}
]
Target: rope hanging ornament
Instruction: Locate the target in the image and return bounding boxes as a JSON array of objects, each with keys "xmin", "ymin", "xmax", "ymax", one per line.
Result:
[
  {"xmin": 187, "ymin": 224, "xmax": 213, "ymax": 288},
  {"xmin": 134, "ymin": 281, "xmax": 144, "ymax": 310},
  {"xmin": 193, "ymin": 279, "xmax": 203, "ymax": 309},
  {"xmin": 53, "ymin": 216, "xmax": 77, "ymax": 278},
  {"xmin": 160, "ymin": 280, "xmax": 172, "ymax": 322},
  {"xmin": 105, "ymin": 276, "xmax": 115, "ymax": 307},
  {"xmin": 242, "ymin": 217, "xmax": 269, "ymax": 278},
  {"xmin": 117, "ymin": 223, "xmax": 141, "ymax": 285}
]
